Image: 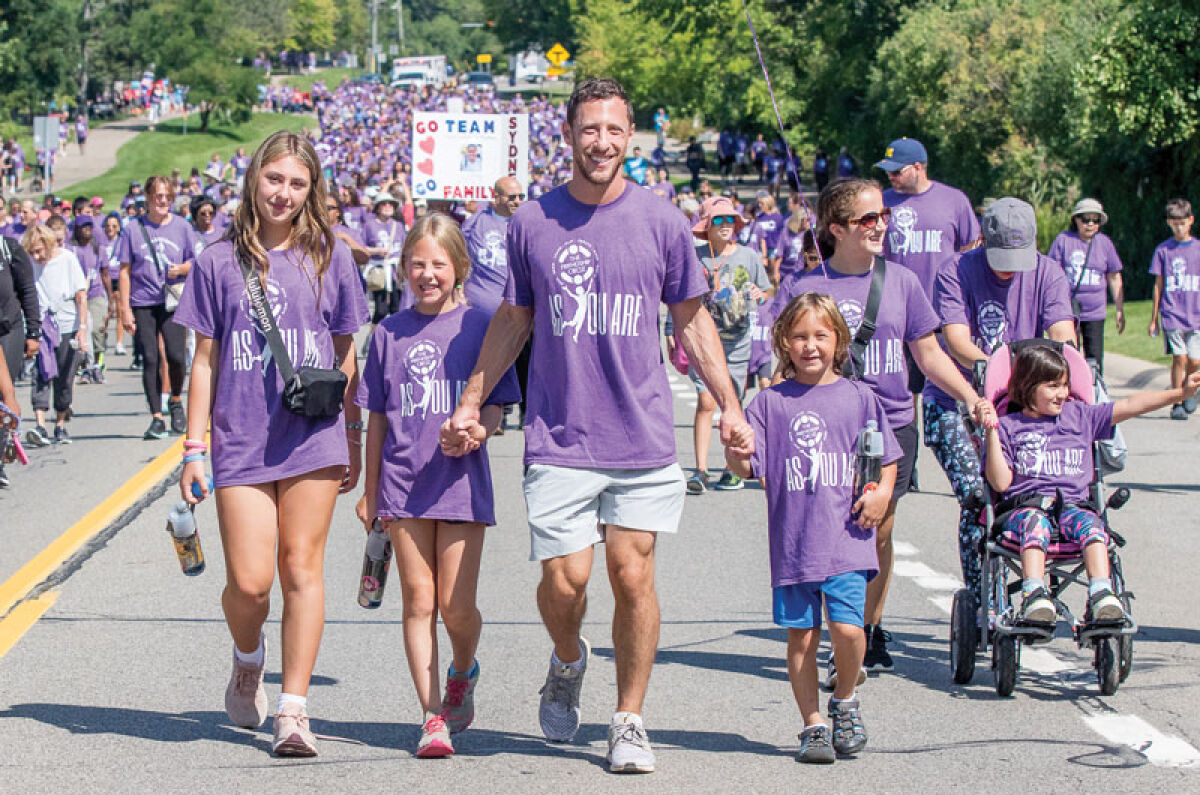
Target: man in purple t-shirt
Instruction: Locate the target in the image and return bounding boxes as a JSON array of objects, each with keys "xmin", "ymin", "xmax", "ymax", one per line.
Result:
[
  {"xmin": 876, "ymin": 137, "xmax": 981, "ymax": 399},
  {"xmin": 442, "ymin": 78, "xmax": 752, "ymax": 774}
]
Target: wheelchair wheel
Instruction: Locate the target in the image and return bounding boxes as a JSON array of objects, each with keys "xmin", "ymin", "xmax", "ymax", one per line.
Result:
[
  {"xmin": 993, "ymin": 635, "xmax": 1018, "ymax": 697},
  {"xmin": 950, "ymin": 588, "xmax": 978, "ymax": 684},
  {"xmin": 1096, "ymin": 636, "xmax": 1119, "ymax": 695},
  {"xmin": 1118, "ymin": 631, "xmax": 1133, "ymax": 683}
]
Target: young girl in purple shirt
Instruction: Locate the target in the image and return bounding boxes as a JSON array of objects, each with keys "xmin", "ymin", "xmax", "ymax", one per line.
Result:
[
  {"xmin": 176, "ymin": 131, "xmax": 369, "ymax": 758},
  {"xmin": 982, "ymin": 344, "xmax": 1200, "ymax": 623},
  {"xmin": 356, "ymin": 213, "xmax": 518, "ymax": 759},
  {"xmin": 727, "ymin": 292, "xmax": 900, "ymax": 764}
]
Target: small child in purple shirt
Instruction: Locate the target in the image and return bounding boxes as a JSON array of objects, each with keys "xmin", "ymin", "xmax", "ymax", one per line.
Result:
[
  {"xmin": 356, "ymin": 213, "xmax": 519, "ymax": 760},
  {"xmin": 727, "ymin": 293, "xmax": 900, "ymax": 764},
  {"xmin": 982, "ymin": 345, "xmax": 1200, "ymax": 624}
]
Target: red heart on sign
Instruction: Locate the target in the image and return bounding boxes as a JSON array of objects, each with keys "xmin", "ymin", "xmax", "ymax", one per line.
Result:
[
  {"xmin": 419, "ymin": 136, "xmax": 435, "ymax": 154},
  {"xmin": 417, "ymin": 159, "xmax": 434, "ymax": 176}
]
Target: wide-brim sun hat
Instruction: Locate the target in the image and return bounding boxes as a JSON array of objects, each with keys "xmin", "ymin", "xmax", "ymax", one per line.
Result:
[
  {"xmin": 692, "ymin": 196, "xmax": 746, "ymax": 239},
  {"xmin": 372, "ymin": 191, "xmax": 398, "ymax": 209},
  {"xmin": 1071, "ymin": 197, "xmax": 1108, "ymax": 227}
]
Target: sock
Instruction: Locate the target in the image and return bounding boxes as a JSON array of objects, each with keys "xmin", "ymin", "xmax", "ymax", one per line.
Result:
[
  {"xmin": 448, "ymin": 659, "xmax": 479, "ymax": 678},
  {"xmin": 552, "ymin": 644, "xmax": 585, "ymax": 670},
  {"xmin": 1022, "ymin": 578, "xmax": 1043, "ymax": 596},
  {"xmin": 1089, "ymin": 577, "xmax": 1112, "ymax": 596},
  {"xmin": 233, "ymin": 637, "xmax": 264, "ymax": 666},
  {"xmin": 612, "ymin": 711, "xmax": 642, "ymax": 727},
  {"xmin": 277, "ymin": 693, "xmax": 306, "ymax": 714},
  {"xmin": 830, "ymin": 692, "xmax": 857, "ymax": 705},
  {"xmin": 160, "ymin": 394, "xmax": 169, "ymax": 412},
  {"xmin": 802, "ymin": 722, "xmax": 826, "ymax": 733}
]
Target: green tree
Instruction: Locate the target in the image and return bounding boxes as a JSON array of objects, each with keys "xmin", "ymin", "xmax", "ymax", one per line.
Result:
[
  {"xmin": 0, "ymin": 0, "xmax": 80, "ymax": 116},
  {"xmin": 287, "ymin": 0, "xmax": 338, "ymax": 51},
  {"xmin": 484, "ymin": 0, "xmax": 577, "ymax": 53}
]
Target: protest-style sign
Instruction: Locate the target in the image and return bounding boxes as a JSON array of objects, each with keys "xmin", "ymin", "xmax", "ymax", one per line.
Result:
[{"xmin": 411, "ymin": 112, "xmax": 529, "ymax": 202}]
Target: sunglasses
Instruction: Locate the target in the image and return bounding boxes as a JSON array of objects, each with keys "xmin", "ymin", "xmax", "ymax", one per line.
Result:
[
  {"xmin": 846, "ymin": 207, "xmax": 891, "ymax": 229},
  {"xmin": 887, "ymin": 164, "xmax": 913, "ymax": 178},
  {"xmin": 804, "ymin": 253, "xmax": 822, "ymax": 262},
  {"xmin": 497, "ymin": 192, "xmax": 525, "ymax": 201},
  {"xmin": 1077, "ymin": 215, "xmax": 1101, "ymax": 225},
  {"xmin": 711, "ymin": 215, "xmax": 737, "ymax": 226}
]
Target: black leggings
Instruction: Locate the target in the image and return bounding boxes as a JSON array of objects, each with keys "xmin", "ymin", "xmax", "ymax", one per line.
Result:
[
  {"xmin": 1077, "ymin": 319, "xmax": 1105, "ymax": 373},
  {"xmin": 133, "ymin": 304, "xmax": 186, "ymax": 413}
]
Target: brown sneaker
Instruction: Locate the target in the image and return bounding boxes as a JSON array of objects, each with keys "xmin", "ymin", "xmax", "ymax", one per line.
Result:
[
  {"xmin": 272, "ymin": 703, "xmax": 318, "ymax": 757},
  {"xmin": 224, "ymin": 639, "xmax": 268, "ymax": 729}
]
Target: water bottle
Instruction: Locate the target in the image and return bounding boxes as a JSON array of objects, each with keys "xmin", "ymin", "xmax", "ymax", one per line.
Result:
[
  {"xmin": 357, "ymin": 520, "xmax": 392, "ymax": 609},
  {"xmin": 853, "ymin": 420, "xmax": 884, "ymax": 503},
  {"xmin": 167, "ymin": 500, "xmax": 205, "ymax": 576}
]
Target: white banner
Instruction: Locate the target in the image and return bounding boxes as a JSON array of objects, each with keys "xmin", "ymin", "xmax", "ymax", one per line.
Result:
[{"xmin": 411, "ymin": 112, "xmax": 529, "ymax": 202}]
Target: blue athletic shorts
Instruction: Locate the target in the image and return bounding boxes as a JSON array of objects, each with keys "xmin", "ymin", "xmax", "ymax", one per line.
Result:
[{"xmin": 773, "ymin": 571, "xmax": 869, "ymax": 629}]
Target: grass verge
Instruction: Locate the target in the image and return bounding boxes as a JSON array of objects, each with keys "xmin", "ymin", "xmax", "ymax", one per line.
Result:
[
  {"xmin": 279, "ymin": 67, "xmax": 365, "ymax": 92},
  {"xmin": 60, "ymin": 113, "xmax": 311, "ymax": 206},
  {"xmin": 1106, "ymin": 300, "xmax": 1170, "ymax": 365}
]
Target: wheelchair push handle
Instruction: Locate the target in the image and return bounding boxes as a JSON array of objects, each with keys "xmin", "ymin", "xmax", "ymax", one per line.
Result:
[{"xmin": 971, "ymin": 359, "xmax": 988, "ymax": 397}]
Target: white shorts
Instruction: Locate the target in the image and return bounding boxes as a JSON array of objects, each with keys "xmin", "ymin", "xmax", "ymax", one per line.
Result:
[
  {"xmin": 524, "ymin": 463, "xmax": 686, "ymax": 561},
  {"xmin": 1164, "ymin": 329, "xmax": 1200, "ymax": 359}
]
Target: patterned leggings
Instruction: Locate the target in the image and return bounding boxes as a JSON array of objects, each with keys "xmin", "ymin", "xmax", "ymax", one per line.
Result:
[
  {"xmin": 923, "ymin": 400, "xmax": 985, "ymax": 593},
  {"xmin": 1001, "ymin": 506, "xmax": 1108, "ymax": 553}
]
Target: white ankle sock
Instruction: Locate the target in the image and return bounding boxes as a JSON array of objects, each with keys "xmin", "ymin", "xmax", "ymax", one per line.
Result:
[
  {"xmin": 552, "ymin": 646, "xmax": 585, "ymax": 669},
  {"xmin": 277, "ymin": 693, "xmax": 306, "ymax": 714},
  {"xmin": 612, "ymin": 711, "xmax": 642, "ymax": 726},
  {"xmin": 233, "ymin": 637, "xmax": 264, "ymax": 666},
  {"xmin": 830, "ymin": 692, "xmax": 857, "ymax": 704}
]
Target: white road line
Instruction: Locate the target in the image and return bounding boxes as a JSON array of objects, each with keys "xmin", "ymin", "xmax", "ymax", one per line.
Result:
[
  {"xmin": 1083, "ymin": 714, "xmax": 1200, "ymax": 768},
  {"xmin": 893, "ymin": 541, "xmax": 920, "ymax": 557},
  {"xmin": 928, "ymin": 595, "xmax": 953, "ymax": 614},
  {"xmin": 1020, "ymin": 647, "xmax": 1075, "ymax": 675},
  {"xmin": 893, "ymin": 560, "xmax": 963, "ymax": 592}
]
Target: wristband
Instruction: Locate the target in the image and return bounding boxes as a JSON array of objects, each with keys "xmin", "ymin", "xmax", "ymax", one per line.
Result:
[
  {"xmin": 345, "ymin": 421, "xmax": 365, "ymax": 431},
  {"xmin": 183, "ymin": 439, "xmax": 208, "ymax": 450},
  {"xmin": 862, "ymin": 483, "xmax": 878, "ymax": 493},
  {"xmin": 182, "ymin": 453, "xmax": 206, "ymax": 465}
]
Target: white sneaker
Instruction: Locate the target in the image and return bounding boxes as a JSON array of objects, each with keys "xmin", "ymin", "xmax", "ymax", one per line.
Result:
[{"xmin": 607, "ymin": 714, "xmax": 655, "ymax": 773}]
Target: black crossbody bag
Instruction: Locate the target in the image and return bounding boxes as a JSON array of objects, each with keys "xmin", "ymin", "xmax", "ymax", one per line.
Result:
[
  {"xmin": 239, "ymin": 258, "xmax": 347, "ymax": 418},
  {"xmin": 842, "ymin": 256, "xmax": 886, "ymax": 380}
]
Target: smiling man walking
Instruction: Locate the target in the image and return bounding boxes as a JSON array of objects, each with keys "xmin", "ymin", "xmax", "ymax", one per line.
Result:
[{"xmin": 441, "ymin": 78, "xmax": 753, "ymax": 774}]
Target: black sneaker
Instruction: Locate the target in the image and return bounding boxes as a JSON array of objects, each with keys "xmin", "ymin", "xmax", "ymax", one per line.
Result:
[
  {"xmin": 168, "ymin": 400, "xmax": 186, "ymax": 434},
  {"xmin": 130, "ymin": 354, "xmax": 143, "ymax": 370},
  {"xmin": 25, "ymin": 425, "xmax": 52, "ymax": 447},
  {"xmin": 144, "ymin": 417, "xmax": 168, "ymax": 440},
  {"xmin": 53, "ymin": 425, "xmax": 71, "ymax": 445},
  {"xmin": 0, "ymin": 462, "xmax": 9, "ymax": 488},
  {"xmin": 862, "ymin": 624, "xmax": 895, "ymax": 672}
]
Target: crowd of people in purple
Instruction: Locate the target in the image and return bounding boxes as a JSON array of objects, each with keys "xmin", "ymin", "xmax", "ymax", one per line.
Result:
[{"xmin": 1, "ymin": 74, "xmax": 1199, "ymax": 771}]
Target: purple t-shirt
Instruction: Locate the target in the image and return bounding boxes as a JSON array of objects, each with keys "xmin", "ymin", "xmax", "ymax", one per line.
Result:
[
  {"xmin": 883, "ymin": 181, "xmax": 980, "ymax": 298},
  {"xmin": 356, "ymin": 304, "xmax": 520, "ymax": 523},
  {"xmin": 1149, "ymin": 238, "xmax": 1200, "ymax": 332},
  {"xmin": 503, "ymin": 181, "xmax": 708, "ymax": 468},
  {"xmin": 363, "ymin": 216, "xmax": 405, "ymax": 290},
  {"xmin": 1047, "ymin": 231, "xmax": 1122, "ymax": 321},
  {"xmin": 773, "ymin": 224, "xmax": 807, "ymax": 280},
  {"xmin": 992, "ymin": 401, "xmax": 1114, "ymax": 504},
  {"xmin": 115, "ymin": 214, "xmax": 201, "ymax": 308},
  {"xmin": 461, "ymin": 207, "xmax": 510, "ymax": 315},
  {"xmin": 69, "ymin": 241, "xmax": 106, "ymax": 299},
  {"xmin": 925, "ymin": 250, "xmax": 1074, "ymax": 408},
  {"xmin": 746, "ymin": 378, "xmax": 901, "ymax": 587},
  {"xmin": 782, "ymin": 260, "xmax": 941, "ymax": 427},
  {"xmin": 172, "ymin": 239, "xmax": 370, "ymax": 487},
  {"xmin": 751, "ymin": 211, "xmax": 784, "ymax": 255}
]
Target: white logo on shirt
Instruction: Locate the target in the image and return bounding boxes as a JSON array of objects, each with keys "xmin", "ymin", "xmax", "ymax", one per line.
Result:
[
  {"xmin": 477, "ymin": 229, "xmax": 507, "ymax": 272},
  {"xmin": 784, "ymin": 409, "xmax": 852, "ymax": 493},
  {"xmin": 837, "ymin": 299, "xmax": 864, "ymax": 336},
  {"xmin": 547, "ymin": 238, "xmax": 644, "ymax": 342},
  {"xmin": 403, "ymin": 339, "xmax": 444, "ymax": 420},
  {"xmin": 1012, "ymin": 430, "xmax": 1049, "ymax": 475},
  {"xmin": 888, "ymin": 204, "xmax": 944, "ymax": 257},
  {"xmin": 976, "ymin": 299, "xmax": 1007, "ymax": 350},
  {"xmin": 789, "ymin": 411, "xmax": 826, "ymax": 450},
  {"xmin": 231, "ymin": 278, "xmax": 319, "ymax": 375},
  {"xmin": 1167, "ymin": 257, "xmax": 1199, "ymax": 292}
]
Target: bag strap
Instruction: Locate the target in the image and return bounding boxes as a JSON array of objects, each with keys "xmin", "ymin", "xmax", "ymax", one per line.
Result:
[
  {"xmin": 853, "ymin": 256, "xmax": 887, "ymax": 349},
  {"xmin": 238, "ymin": 258, "xmax": 296, "ymax": 384},
  {"xmin": 1069, "ymin": 238, "xmax": 1094, "ymax": 297},
  {"xmin": 137, "ymin": 220, "xmax": 167, "ymax": 278}
]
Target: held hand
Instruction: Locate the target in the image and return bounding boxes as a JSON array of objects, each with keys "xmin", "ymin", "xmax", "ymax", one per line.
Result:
[
  {"xmin": 167, "ymin": 264, "xmax": 182, "ymax": 280},
  {"xmin": 972, "ymin": 398, "xmax": 999, "ymax": 430},
  {"xmin": 1115, "ymin": 308, "xmax": 1126, "ymax": 334},
  {"xmin": 853, "ymin": 485, "xmax": 890, "ymax": 529},
  {"xmin": 439, "ymin": 405, "xmax": 482, "ymax": 457},
  {"xmin": 719, "ymin": 408, "xmax": 755, "ymax": 458},
  {"xmin": 1183, "ymin": 371, "xmax": 1200, "ymax": 402},
  {"xmin": 180, "ymin": 461, "xmax": 209, "ymax": 505}
]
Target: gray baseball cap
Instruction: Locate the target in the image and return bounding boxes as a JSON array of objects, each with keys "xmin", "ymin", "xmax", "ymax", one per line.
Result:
[{"xmin": 983, "ymin": 197, "xmax": 1038, "ymax": 272}]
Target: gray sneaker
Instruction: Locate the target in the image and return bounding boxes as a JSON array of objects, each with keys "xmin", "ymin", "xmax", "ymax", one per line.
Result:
[
  {"xmin": 1171, "ymin": 403, "xmax": 1188, "ymax": 421},
  {"xmin": 828, "ymin": 697, "xmax": 868, "ymax": 756},
  {"xmin": 441, "ymin": 661, "xmax": 478, "ymax": 734},
  {"xmin": 225, "ymin": 637, "xmax": 268, "ymax": 729},
  {"xmin": 796, "ymin": 725, "xmax": 836, "ymax": 764},
  {"xmin": 607, "ymin": 714, "xmax": 655, "ymax": 773},
  {"xmin": 824, "ymin": 655, "xmax": 867, "ymax": 692},
  {"xmin": 538, "ymin": 638, "xmax": 589, "ymax": 742},
  {"xmin": 1185, "ymin": 396, "xmax": 1198, "ymax": 414}
]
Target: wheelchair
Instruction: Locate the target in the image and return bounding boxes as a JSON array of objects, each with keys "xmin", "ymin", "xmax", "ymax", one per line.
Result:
[{"xmin": 948, "ymin": 340, "xmax": 1137, "ymax": 696}]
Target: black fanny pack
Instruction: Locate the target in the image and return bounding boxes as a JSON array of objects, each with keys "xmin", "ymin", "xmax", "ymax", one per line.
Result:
[{"xmin": 240, "ymin": 258, "xmax": 347, "ymax": 418}]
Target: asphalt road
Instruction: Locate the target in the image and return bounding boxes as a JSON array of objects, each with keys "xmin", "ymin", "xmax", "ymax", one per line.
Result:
[{"xmin": 0, "ymin": 351, "xmax": 1197, "ymax": 792}]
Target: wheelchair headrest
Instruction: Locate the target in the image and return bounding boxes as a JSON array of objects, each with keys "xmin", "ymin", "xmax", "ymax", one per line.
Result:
[{"xmin": 983, "ymin": 339, "xmax": 1095, "ymax": 411}]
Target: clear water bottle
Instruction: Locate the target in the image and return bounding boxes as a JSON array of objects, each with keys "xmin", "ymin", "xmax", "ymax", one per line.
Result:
[
  {"xmin": 167, "ymin": 500, "xmax": 205, "ymax": 576},
  {"xmin": 853, "ymin": 420, "xmax": 884, "ymax": 503},
  {"xmin": 357, "ymin": 520, "xmax": 392, "ymax": 609}
]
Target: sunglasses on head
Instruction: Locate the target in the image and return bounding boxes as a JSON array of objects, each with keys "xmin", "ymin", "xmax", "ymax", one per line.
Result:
[
  {"xmin": 1077, "ymin": 215, "xmax": 1101, "ymax": 225},
  {"xmin": 846, "ymin": 207, "xmax": 891, "ymax": 230},
  {"xmin": 711, "ymin": 215, "xmax": 737, "ymax": 226}
]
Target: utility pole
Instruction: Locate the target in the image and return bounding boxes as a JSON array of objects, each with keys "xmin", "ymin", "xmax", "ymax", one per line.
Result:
[
  {"xmin": 370, "ymin": 0, "xmax": 379, "ymax": 73},
  {"xmin": 396, "ymin": 1, "xmax": 405, "ymax": 56}
]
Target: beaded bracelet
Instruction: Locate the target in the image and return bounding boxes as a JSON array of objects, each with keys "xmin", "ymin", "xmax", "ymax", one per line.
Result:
[{"xmin": 182, "ymin": 453, "xmax": 206, "ymax": 465}]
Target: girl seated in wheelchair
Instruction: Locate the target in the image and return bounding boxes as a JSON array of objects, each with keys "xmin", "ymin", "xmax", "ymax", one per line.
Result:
[{"xmin": 980, "ymin": 344, "xmax": 1200, "ymax": 624}]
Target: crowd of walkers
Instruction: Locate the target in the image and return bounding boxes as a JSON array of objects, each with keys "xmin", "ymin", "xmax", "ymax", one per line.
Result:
[{"xmin": 2, "ymin": 74, "xmax": 1199, "ymax": 772}]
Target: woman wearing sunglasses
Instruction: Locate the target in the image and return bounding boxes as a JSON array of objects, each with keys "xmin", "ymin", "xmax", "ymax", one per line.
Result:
[
  {"xmin": 775, "ymin": 178, "xmax": 986, "ymax": 682},
  {"xmin": 666, "ymin": 196, "xmax": 773, "ymax": 494},
  {"xmin": 1046, "ymin": 198, "xmax": 1124, "ymax": 373}
]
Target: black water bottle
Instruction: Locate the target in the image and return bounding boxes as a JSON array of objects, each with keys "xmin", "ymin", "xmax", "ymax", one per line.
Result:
[
  {"xmin": 357, "ymin": 520, "xmax": 392, "ymax": 609},
  {"xmin": 853, "ymin": 420, "xmax": 884, "ymax": 502}
]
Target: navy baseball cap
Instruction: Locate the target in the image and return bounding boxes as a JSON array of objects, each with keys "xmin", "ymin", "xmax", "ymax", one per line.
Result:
[{"xmin": 875, "ymin": 138, "xmax": 928, "ymax": 171}]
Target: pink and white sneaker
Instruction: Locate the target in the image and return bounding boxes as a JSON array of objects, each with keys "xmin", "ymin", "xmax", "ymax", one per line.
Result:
[{"xmin": 416, "ymin": 714, "xmax": 454, "ymax": 758}]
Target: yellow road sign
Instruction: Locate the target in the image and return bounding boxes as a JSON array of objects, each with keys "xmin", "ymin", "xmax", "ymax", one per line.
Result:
[
  {"xmin": 547, "ymin": 67, "xmax": 565, "ymax": 78},
  {"xmin": 546, "ymin": 43, "xmax": 570, "ymax": 66},
  {"xmin": 476, "ymin": 53, "xmax": 492, "ymax": 64}
]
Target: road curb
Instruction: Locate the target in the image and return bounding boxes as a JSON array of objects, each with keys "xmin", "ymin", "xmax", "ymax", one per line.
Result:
[
  {"xmin": 1104, "ymin": 352, "xmax": 1170, "ymax": 392},
  {"xmin": 0, "ymin": 438, "xmax": 183, "ymax": 620}
]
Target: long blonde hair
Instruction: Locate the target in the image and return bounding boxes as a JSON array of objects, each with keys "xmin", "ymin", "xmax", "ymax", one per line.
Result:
[{"xmin": 232, "ymin": 131, "xmax": 333, "ymax": 277}]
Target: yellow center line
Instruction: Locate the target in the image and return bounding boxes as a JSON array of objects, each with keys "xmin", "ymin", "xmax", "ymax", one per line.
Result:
[
  {"xmin": 0, "ymin": 438, "xmax": 184, "ymax": 618},
  {"xmin": 0, "ymin": 592, "xmax": 60, "ymax": 659}
]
